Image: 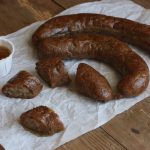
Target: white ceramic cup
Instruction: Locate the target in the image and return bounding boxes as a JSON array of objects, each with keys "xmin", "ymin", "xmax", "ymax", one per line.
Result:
[{"xmin": 0, "ymin": 38, "xmax": 14, "ymax": 78}]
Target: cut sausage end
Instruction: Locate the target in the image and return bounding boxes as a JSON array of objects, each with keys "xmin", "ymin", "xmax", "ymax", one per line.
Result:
[
  {"xmin": 0, "ymin": 144, "xmax": 5, "ymax": 150},
  {"xmin": 75, "ymin": 63, "xmax": 113, "ymax": 101},
  {"xmin": 20, "ymin": 106, "xmax": 64, "ymax": 135},
  {"xmin": 2, "ymin": 85, "xmax": 34, "ymax": 99},
  {"xmin": 2, "ymin": 71, "xmax": 43, "ymax": 99},
  {"xmin": 36, "ymin": 58, "xmax": 71, "ymax": 88}
]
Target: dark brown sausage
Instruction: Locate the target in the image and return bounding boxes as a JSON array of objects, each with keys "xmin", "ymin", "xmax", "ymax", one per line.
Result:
[
  {"xmin": 20, "ymin": 106, "xmax": 64, "ymax": 135},
  {"xmin": 0, "ymin": 144, "xmax": 5, "ymax": 150},
  {"xmin": 36, "ymin": 58, "xmax": 71, "ymax": 88},
  {"xmin": 36, "ymin": 34, "xmax": 149, "ymax": 98},
  {"xmin": 32, "ymin": 13, "xmax": 150, "ymax": 53},
  {"xmin": 76, "ymin": 63, "xmax": 113, "ymax": 101},
  {"xmin": 2, "ymin": 71, "xmax": 43, "ymax": 99}
]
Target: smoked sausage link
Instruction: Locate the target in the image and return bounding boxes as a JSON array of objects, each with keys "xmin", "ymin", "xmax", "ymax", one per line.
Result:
[
  {"xmin": 36, "ymin": 34, "xmax": 149, "ymax": 98},
  {"xmin": 32, "ymin": 13, "xmax": 150, "ymax": 53}
]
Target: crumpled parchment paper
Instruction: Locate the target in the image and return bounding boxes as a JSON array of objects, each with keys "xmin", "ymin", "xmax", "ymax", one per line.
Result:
[{"xmin": 0, "ymin": 0, "xmax": 150, "ymax": 149}]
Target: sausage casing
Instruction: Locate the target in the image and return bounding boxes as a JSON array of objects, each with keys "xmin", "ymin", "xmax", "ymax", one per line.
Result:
[
  {"xmin": 76, "ymin": 63, "xmax": 113, "ymax": 101},
  {"xmin": 36, "ymin": 34, "xmax": 149, "ymax": 98},
  {"xmin": 32, "ymin": 13, "xmax": 150, "ymax": 53}
]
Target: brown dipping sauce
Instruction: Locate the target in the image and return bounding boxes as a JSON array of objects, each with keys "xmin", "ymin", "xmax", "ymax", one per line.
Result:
[{"xmin": 0, "ymin": 46, "xmax": 10, "ymax": 60}]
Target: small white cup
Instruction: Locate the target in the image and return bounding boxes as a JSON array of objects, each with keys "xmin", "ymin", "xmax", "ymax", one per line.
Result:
[{"xmin": 0, "ymin": 38, "xmax": 14, "ymax": 78}]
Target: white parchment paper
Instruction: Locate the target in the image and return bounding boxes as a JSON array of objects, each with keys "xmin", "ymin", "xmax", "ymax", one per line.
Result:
[{"xmin": 0, "ymin": 0, "xmax": 150, "ymax": 149}]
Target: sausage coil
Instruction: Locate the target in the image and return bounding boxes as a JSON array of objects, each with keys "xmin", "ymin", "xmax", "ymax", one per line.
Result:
[
  {"xmin": 36, "ymin": 34, "xmax": 149, "ymax": 98},
  {"xmin": 32, "ymin": 13, "xmax": 150, "ymax": 53}
]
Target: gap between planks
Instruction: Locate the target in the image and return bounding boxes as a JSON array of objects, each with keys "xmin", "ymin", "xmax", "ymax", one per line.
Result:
[{"xmin": 56, "ymin": 127, "xmax": 127, "ymax": 150}]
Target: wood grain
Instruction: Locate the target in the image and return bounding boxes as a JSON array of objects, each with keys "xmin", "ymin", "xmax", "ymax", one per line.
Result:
[
  {"xmin": 0, "ymin": 0, "xmax": 63, "ymax": 35},
  {"xmin": 0, "ymin": 0, "xmax": 34, "ymax": 35},
  {"xmin": 56, "ymin": 128, "xmax": 126, "ymax": 150},
  {"xmin": 102, "ymin": 97, "xmax": 150, "ymax": 150},
  {"xmin": 18, "ymin": 0, "xmax": 63, "ymax": 20}
]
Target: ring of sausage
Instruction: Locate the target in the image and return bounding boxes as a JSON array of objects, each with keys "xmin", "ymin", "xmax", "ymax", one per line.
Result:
[
  {"xmin": 35, "ymin": 33, "xmax": 149, "ymax": 99},
  {"xmin": 32, "ymin": 13, "xmax": 150, "ymax": 53},
  {"xmin": 32, "ymin": 13, "xmax": 150, "ymax": 100}
]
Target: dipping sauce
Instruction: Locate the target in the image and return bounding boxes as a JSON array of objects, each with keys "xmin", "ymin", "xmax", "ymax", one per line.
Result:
[{"xmin": 0, "ymin": 46, "xmax": 10, "ymax": 60}]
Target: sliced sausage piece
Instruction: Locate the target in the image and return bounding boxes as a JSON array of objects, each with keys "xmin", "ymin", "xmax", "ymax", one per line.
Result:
[
  {"xmin": 2, "ymin": 71, "xmax": 43, "ymax": 99},
  {"xmin": 36, "ymin": 58, "xmax": 71, "ymax": 88},
  {"xmin": 20, "ymin": 106, "xmax": 64, "ymax": 135},
  {"xmin": 36, "ymin": 34, "xmax": 149, "ymax": 98},
  {"xmin": 0, "ymin": 144, "xmax": 5, "ymax": 150},
  {"xmin": 32, "ymin": 13, "xmax": 150, "ymax": 53},
  {"xmin": 76, "ymin": 63, "xmax": 113, "ymax": 101}
]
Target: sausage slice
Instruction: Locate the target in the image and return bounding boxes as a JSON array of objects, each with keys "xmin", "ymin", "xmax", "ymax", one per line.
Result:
[
  {"xmin": 2, "ymin": 71, "xmax": 43, "ymax": 99},
  {"xmin": 20, "ymin": 106, "xmax": 64, "ymax": 135},
  {"xmin": 76, "ymin": 63, "xmax": 113, "ymax": 101},
  {"xmin": 36, "ymin": 58, "xmax": 71, "ymax": 88},
  {"xmin": 0, "ymin": 144, "xmax": 5, "ymax": 150}
]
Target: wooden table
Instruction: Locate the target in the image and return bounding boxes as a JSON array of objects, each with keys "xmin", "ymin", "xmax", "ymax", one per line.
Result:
[{"xmin": 0, "ymin": 0, "xmax": 150, "ymax": 150}]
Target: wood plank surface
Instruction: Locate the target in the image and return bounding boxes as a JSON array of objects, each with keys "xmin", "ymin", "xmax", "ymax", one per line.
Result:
[
  {"xmin": 0, "ymin": 0, "xmax": 63, "ymax": 35},
  {"xmin": 56, "ymin": 128, "xmax": 126, "ymax": 150},
  {"xmin": 102, "ymin": 97, "xmax": 150, "ymax": 150},
  {"xmin": 0, "ymin": 0, "xmax": 149, "ymax": 150}
]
